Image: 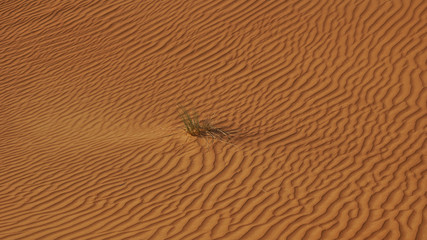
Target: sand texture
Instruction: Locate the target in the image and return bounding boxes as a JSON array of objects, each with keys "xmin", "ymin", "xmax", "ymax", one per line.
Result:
[{"xmin": 1, "ymin": 0, "xmax": 426, "ymax": 239}]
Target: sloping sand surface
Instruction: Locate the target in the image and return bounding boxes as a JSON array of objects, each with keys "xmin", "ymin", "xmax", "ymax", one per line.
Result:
[{"xmin": 1, "ymin": 0, "xmax": 426, "ymax": 239}]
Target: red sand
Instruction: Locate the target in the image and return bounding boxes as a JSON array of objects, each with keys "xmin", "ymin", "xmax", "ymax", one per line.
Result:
[{"xmin": 1, "ymin": 0, "xmax": 426, "ymax": 239}]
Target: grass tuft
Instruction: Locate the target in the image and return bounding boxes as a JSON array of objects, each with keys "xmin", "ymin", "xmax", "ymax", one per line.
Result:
[{"xmin": 178, "ymin": 106, "xmax": 231, "ymax": 141}]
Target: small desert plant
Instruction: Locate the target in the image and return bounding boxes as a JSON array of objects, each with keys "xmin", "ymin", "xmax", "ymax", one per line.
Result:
[{"xmin": 178, "ymin": 106, "xmax": 231, "ymax": 141}]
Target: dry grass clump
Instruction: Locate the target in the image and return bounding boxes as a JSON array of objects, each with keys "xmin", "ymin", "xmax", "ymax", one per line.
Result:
[{"xmin": 178, "ymin": 106, "xmax": 231, "ymax": 141}]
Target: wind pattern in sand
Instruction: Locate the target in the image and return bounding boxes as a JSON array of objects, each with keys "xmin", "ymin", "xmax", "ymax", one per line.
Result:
[{"xmin": 0, "ymin": 0, "xmax": 426, "ymax": 239}]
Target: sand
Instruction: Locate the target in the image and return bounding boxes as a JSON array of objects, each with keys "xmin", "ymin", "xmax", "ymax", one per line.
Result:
[{"xmin": 1, "ymin": 0, "xmax": 426, "ymax": 239}]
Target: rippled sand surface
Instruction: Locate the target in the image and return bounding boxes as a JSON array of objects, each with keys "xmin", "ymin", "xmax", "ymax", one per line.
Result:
[{"xmin": 1, "ymin": 0, "xmax": 426, "ymax": 239}]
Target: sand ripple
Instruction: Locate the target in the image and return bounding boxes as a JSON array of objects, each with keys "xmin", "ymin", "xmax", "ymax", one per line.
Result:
[{"xmin": 1, "ymin": 0, "xmax": 426, "ymax": 239}]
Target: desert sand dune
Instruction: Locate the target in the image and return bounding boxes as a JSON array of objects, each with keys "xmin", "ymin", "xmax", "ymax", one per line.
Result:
[{"xmin": 1, "ymin": 0, "xmax": 426, "ymax": 239}]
